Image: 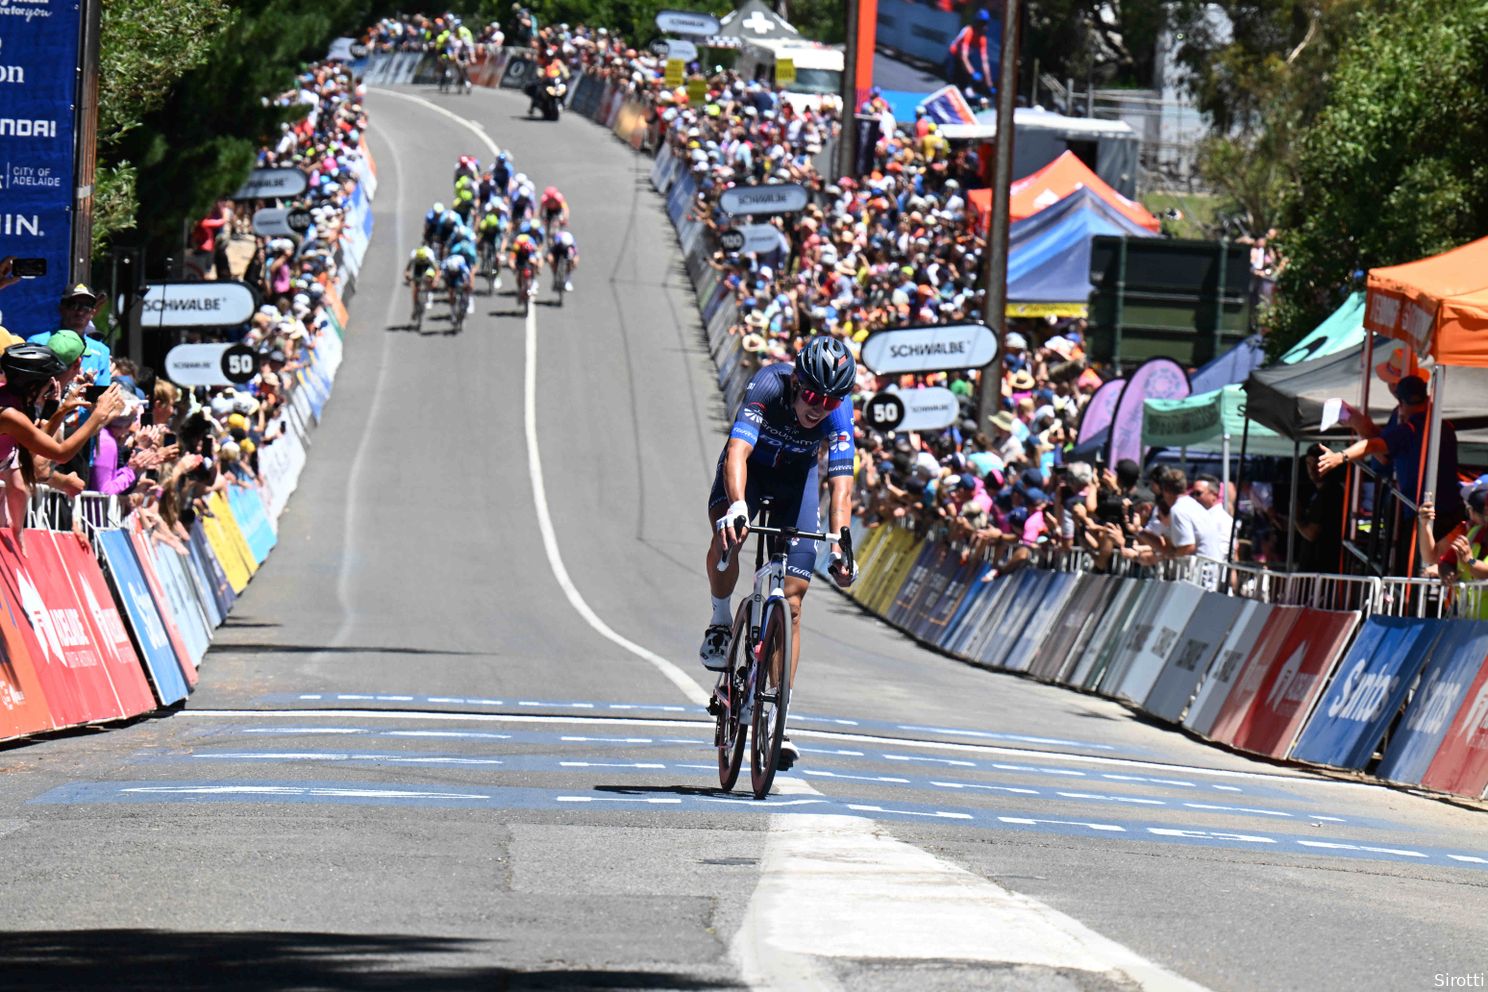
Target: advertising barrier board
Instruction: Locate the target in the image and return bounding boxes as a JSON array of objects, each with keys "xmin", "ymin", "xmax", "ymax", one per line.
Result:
[
  {"xmin": 1419, "ymin": 638, "xmax": 1488, "ymax": 798},
  {"xmin": 126, "ymin": 529, "xmax": 198, "ymax": 688},
  {"xmin": 0, "ymin": 588, "xmax": 54, "ymax": 741},
  {"xmin": 1143, "ymin": 593, "xmax": 1248, "ymax": 723},
  {"xmin": 1377, "ymin": 621, "xmax": 1488, "ymax": 787},
  {"xmin": 1291, "ymin": 617, "xmax": 1441, "ymax": 770},
  {"xmin": 96, "ymin": 530, "xmax": 190, "ymax": 706},
  {"xmin": 50, "ymin": 532, "xmax": 157, "ymax": 717},
  {"xmin": 1110, "ymin": 581, "xmax": 1206, "ymax": 704}
]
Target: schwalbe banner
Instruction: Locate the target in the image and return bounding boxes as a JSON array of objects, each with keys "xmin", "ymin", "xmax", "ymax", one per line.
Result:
[{"xmin": 0, "ymin": 0, "xmax": 83, "ymax": 338}]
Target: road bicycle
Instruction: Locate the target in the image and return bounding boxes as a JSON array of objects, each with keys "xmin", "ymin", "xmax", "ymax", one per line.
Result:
[
  {"xmin": 515, "ymin": 261, "xmax": 536, "ymax": 309},
  {"xmin": 411, "ymin": 274, "xmax": 437, "ymax": 332},
  {"xmin": 550, "ymin": 255, "xmax": 569, "ymax": 307},
  {"xmin": 479, "ymin": 241, "xmax": 500, "ymax": 295},
  {"xmin": 449, "ymin": 280, "xmax": 470, "ymax": 333},
  {"xmin": 709, "ymin": 501, "xmax": 853, "ymax": 799}
]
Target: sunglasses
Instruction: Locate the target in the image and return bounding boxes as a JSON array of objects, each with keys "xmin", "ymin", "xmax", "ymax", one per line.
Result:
[{"xmin": 797, "ymin": 385, "xmax": 842, "ymax": 411}]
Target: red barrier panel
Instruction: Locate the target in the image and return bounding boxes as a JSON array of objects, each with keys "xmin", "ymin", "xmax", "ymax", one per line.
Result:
[
  {"xmin": 51, "ymin": 532, "xmax": 157, "ymax": 717},
  {"xmin": 0, "ymin": 532, "xmax": 124, "ymax": 725},
  {"xmin": 1212, "ymin": 607, "xmax": 1359, "ymax": 758},
  {"xmin": 0, "ymin": 587, "xmax": 55, "ymax": 740},
  {"xmin": 1421, "ymin": 660, "xmax": 1488, "ymax": 798},
  {"xmin": 1202, "ymin": 605, "xmax": 1303, "ymax": 745},
  {"xmin": 126, "ymin": 529, "xmax": 198, "ymax": 689}
]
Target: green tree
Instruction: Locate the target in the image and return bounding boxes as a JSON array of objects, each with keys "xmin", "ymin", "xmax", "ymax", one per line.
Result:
[
  {"xmin": 93, "ymin": 0, "xmax": 233, "ymax": 255},
  {"xmin": 109, "ymin": 0, "xmax": 392, "ymax": 260},
  {"xmin": 1269, "ymin": 0, "xmax": 1488, "ymax": 355}
]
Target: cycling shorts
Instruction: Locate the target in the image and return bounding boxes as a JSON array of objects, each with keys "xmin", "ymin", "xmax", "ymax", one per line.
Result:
[{"xmin": 708, "ymin": 448, "xmax": 819, "ymax": 582}]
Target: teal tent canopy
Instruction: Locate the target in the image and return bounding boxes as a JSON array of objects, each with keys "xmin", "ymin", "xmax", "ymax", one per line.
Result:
[{"xmin": 1142, "ymin": 294, "xmax": 1366, "ymax": 453}]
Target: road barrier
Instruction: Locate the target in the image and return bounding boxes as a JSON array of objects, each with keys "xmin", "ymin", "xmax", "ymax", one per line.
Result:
[{"xmin": 387, "ymin": 53, "xmax": 1488, "ymax": 803}]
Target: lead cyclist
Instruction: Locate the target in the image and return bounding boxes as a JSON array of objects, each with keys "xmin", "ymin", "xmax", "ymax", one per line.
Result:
[{"xmin": 701, "ymin": 336, "xmax": 860, "ymax": 771}]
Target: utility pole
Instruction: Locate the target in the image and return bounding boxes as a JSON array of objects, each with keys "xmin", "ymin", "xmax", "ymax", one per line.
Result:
[
  {"xmin": 838, "ymin": 0, "xmax": 859, "ymax": 180},
  {"xmin": 974, "ymin": 0, "xmax": 1022, "ymax": 423},
  {"xmin": 71, "ymin": 0, "xmax": 102, "ymax": 283}
]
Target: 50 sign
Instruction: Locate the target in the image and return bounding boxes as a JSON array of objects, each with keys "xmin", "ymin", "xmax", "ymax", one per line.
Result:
[{"xmin": 165, "ymin": 343, "xmax": 260, "ymax": 387}]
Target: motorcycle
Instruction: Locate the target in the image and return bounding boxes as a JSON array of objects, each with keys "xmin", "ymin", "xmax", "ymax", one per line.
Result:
[{"xmin": 537, "ymin": 79, "xmax": 566, "ymax": 121}]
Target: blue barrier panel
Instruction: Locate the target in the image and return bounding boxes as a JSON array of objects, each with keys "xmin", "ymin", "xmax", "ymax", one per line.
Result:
[
  {"xmin": 975, "ymin": 569, "xmax": 1044, "ymax": 669},
  {"xmin": 946, "ymin": 569, "xmax": 1010, "ymax": 658},
  {"xmin": 180, "ymin": 534, "xmax": 223, "ymax": 629},
  {"xmin": 1376, "ymin": 620, "xmax": 1488, "ymax": 785},
  {"xmin": 918, "ymin": 559, "xmax": 979, "ymax": 643},
  {"xmin": 888, "ymin": 542, "xmax": 945, "ymax": 628},
  {"xmin": 228, "ymin": 486, "xmax": 277, "ymax": 565},
  {"xmin": 1090, "ymin": 579, "xmax": 1172, "ymax": 695},
  {"xmin": 145, "ymin": 544, "xmax": 211, "ymax": 668},
  {"xmin": 1070, "ymin": 577, "xmax": 1144, "ymax": 689},
  {"xmin": 189, "ymin": 522, "xmax": 236, "ymax": 621},
  {"xmin": 97, "ymin": 531, "xmax": 190, "ymax": 705},
  {"xmin": 937, "ymin": 563, "xmax": 995, "ymax": 652},
  {"xmin": 1290, "ymin": 617, "xmax": 1443, "ymax": 769},
  {"xmin": 909, "ymin": 550, "xmax": 966, "ymax": 640},
  {"xmin": 1046, "ymin": 574, "xmax": 1123, "ymax": 685},
  {"xmin": 1002, "ymin": 572, "xmax": 1078, "ymax": 673}
]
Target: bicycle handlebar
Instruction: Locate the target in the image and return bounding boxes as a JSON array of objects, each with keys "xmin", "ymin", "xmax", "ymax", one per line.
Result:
[{"xmin": 715, "ymin": 516, "xmax": 855, "ymax": 575}]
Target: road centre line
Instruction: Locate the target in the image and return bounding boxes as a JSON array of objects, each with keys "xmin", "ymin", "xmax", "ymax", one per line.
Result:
[{"xmin": 376, "ymin": 88, "xmax": 709, "ymax": 709}]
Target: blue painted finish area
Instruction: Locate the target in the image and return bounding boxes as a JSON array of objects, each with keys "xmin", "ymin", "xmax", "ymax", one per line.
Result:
[{"xmin": 29, "ymin": 778, "xmax": 1488, "ymax": 872}]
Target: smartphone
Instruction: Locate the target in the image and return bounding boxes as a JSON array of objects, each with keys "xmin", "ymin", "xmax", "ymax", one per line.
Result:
[
  {"xmin": 84, "ymin": 384, "xmax": 107, "ymax": 401},
  {"xmin": 11, "ymin": 258, "xmax": 45, "ymax": 278},
  {"xmin": 163, "ymin": 432, "xmax": 178, "ymax": 447},
  {"xmin": 200, "ymin": 436, "xmax": 214, "ymax": 459}
]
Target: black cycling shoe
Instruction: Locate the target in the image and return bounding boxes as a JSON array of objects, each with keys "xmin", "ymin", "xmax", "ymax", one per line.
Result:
[
  {"xmin": 699, "ymin": 624, "xmax": 731, "ymax": 672},
  {"xmin": 776, "ymin": 737, "xmax": 800, "ymax": 772}
]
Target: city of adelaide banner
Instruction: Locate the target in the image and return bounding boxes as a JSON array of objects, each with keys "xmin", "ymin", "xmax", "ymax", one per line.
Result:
[{"xmin": 0, "ymin": 0, "xmax": 83, "ymax": 335}]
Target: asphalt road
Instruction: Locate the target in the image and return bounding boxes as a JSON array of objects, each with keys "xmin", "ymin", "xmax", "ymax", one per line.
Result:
[{"xmin": 1, "ymin": 83, "xmax": 1485, "ymax": 992}]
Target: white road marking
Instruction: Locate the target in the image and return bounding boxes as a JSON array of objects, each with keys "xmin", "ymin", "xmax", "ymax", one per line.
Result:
[
  {"xmin": 847, "ymin": 804, "xmax": 972, "ymax": 820},
  {"xmin": 193, "ymin": 752, "xmax": 504, "ymax": 766},
  {"xmin": 559, "ymin": 761, "xmax": 667, "ymax": 769},
  {"xmin": 555, "ymin": 796, "xmax": 682, "ymax": 805},
  {"xmin": 1148, "ymin": 828, "xmax": 1276, "ymax": 844},
  {"xmin": 999, "ymin": 817, "xmax": 1127, "ymax": 832},
  {"xmin": 930, "ymin": 781, "xmax": 1039, "ymax": 796},
  {"xmin": 799, "ymin": 747, "xmax": 863, "ymax": 757},
  {"xmin": 1448, "ymin": 855, "xmax": 1488, "ymax": 864},
  {"xmin": 800, "ymin": 770, "xmax": 909, "ymax": 785},
  {"xmin": 1295, "ymin": 841, "xmax": 1427, "ymax": 858},
  {"xmin": 1057, "ymin": 792, "xmax": 1168, "ymax": 806},
  {"xmin": 562, "ymin": 736, "xmax": 656, "ymax": 744},
  {"xmin": 735, "ymin": 808, "xmax": 1212, "ymax": 991},
  {"xmin": 123, "ymin": 785, "xmax": 489, "ymax": 800},
  {"xmin": 1184, "ymin": 803, "xmax": 1294, "ymax": 818},
  {"xmin": 882, "ymin": 754, "xmax": 976, "ymax": 767}
]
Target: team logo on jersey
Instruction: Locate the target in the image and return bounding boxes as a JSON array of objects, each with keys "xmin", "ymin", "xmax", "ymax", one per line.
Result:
[
  {"xmin": 743, "ymin": 402, "xmax": 764, "ymax": 424},
  {"xmin": 831, "ymin": 430, "xmax": 852, "ymax": 453}
]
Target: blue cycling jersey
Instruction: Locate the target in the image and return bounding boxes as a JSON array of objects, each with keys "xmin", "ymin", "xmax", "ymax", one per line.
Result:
[
  {"xmin": 441, "ymin": 255, "xmax": 470, "ymax": 276},
  {"xmin": 448, "ymin": 239, "xmax": 478, "ymax": 265},
  {"xmin": 730, "ymin": 364, "xmax": 855, "ymax": 478}
]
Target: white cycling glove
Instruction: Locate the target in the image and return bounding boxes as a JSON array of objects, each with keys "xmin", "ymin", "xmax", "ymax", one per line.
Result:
[
  {"xmin": 829, "ymin": 551, "xmax": 859, "ymax": 585},
  {"xmin": 717, "ymin": 500, "xmax": 750, "ymax": 535}
]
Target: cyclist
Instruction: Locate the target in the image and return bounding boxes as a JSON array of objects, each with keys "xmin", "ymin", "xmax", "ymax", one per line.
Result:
[
  {"xmin": 510, "ymin": 228, "xmax": 542, "ymax": 301},
  {"xmin": 422, "ymin": 201, "xmax": 448, "ymax": 246},
  {"xmin": 547, "ymin": 229, "xmax": 578, "ymax": 293},
  {"xmin": 454, "ymin": 155, "xmax": 480, "ymax": 189},
  {"xmin": 510, "ymin": 176, "xmax": 536, "ymax": 225},
  {"xmin": 441, "ymin": 251, "xmax": 474, "ymax": 314},
  {"xmin": 490, "ymin": 152, "xmax": 514, "ymax": 197},
  {"xmin": 430, "ymin": 205, "xmax": 461, "ymax": 257},
  {"xmin": 404, "ymin": 244, "xmax": 440, "ymax": 319},
  {"xmin": 477, "ymin": 208, "xmax": 507, "ymax": 286},
  {"xmin": 701, "ymin": 336, "xmax": 859, "ymax": 770},
  {"xmin": 539, "ymin": 186, "xmax": 568, "ymax": 238},
  {"xmin": 478, "ymin": 167, "xmax": 503, "ymax": 208},
  {"xmin": 453, "ymin": 184, "xmax": 478, "ymax": 224},
  {"xmin": 447, "ymin": 222, "xmax": 480, "ymax": 271}
]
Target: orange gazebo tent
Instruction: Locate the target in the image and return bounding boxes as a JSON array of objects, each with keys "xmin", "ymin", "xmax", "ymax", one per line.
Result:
[
  {"xmin": 1365, "ymin": 236, "xmax": 1488, "ymax": 367},
  {"xmin": 967, "ymin": 150, "xmax": 1162, "ymax": 234}
]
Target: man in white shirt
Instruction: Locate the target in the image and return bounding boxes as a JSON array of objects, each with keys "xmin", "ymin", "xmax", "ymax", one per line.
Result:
[
  {"xmin": 1191, "ymin": 473, "xmax": 1233, "ymax": 558},
  {"xmin": 1130, "ymin": 468, "xmax": 1223, "ymax": 564}
]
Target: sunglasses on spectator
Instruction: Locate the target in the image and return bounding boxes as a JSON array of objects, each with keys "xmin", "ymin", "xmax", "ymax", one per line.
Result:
[{"xmin": 796, "ymin": 384, "xmax": 842, "ymax": 411}]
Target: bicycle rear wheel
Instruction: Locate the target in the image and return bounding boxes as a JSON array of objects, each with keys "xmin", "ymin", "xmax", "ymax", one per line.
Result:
[
  {"xmin": 749, "ymin": 602, "xmax": 792, "ymax": 799},
  {"xmin": 714, "ymin": 602, "xmax": 751, "ymax": 791}
]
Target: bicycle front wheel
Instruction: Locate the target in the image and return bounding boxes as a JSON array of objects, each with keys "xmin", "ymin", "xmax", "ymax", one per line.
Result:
[
  {"xmin": 750, "ymin": 601, "xmax": 792, "ymax": 799},
  {"xmin": 715, "ymin": 602, "xmax": 751, "ymax": 792}
]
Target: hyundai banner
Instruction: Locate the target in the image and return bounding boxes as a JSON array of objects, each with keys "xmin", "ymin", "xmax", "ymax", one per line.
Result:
[{"xmin": 0, "ymin": 0, "xmax": 83, "ymax": 337}]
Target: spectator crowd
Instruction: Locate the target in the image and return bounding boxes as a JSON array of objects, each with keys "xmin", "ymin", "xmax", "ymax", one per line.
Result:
[{"xmin": 0, "ymin": 58, "xmax": 368, "ymax": 551}]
